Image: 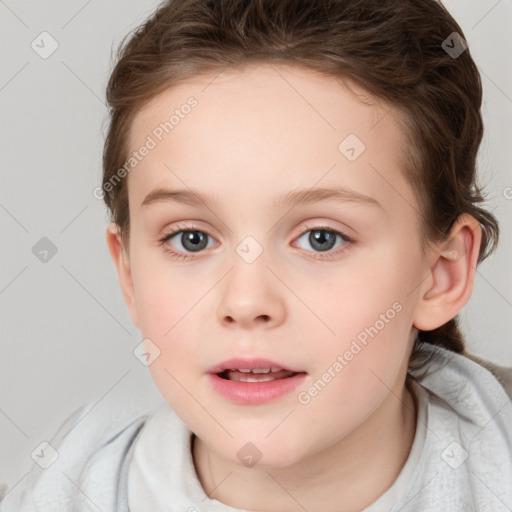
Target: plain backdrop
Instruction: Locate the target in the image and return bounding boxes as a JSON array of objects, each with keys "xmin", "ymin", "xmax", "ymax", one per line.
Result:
[{"xmin": 1, "ymin": 0, "xmax": 511, "ymax": 495}]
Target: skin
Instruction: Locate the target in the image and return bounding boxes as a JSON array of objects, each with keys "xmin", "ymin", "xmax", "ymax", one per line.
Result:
[{"xmin": 106, "ymin": 63, "xmax": 482, "ymax": 511}]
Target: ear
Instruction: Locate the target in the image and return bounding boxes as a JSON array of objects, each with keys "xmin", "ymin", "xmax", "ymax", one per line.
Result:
[
  {"xmin": 412, "ymin": 214, "xmax": 482, "ymax": 331},
  {"xmin": 105, "ymin": 222, "xmax": 139, "ymax": 329}
]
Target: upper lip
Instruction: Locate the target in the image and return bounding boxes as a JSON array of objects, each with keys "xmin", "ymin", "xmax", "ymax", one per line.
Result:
[{"xmin": 206, "ymin": 357, "xmax": 306, "ymax": 374}]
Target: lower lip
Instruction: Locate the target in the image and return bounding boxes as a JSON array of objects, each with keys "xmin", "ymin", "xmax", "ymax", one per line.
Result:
[{"xmin": 208, "ymin": 372, "xmax": 307, "ymax": 405}]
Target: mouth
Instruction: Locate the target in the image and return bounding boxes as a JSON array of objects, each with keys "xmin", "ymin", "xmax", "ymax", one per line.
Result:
[
  {"xmin": 207, "ymin": 357, "xmax": 306, "ymax": 381},
  {"xmin": 216, "ymin": 368, "xmax": 301, "ymax": 382},
  {"xmin": 207, "ymin": 357, "xmax": 307, "ymax": 404}
]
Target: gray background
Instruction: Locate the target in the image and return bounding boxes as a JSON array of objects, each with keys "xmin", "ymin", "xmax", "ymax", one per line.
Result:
[{"xmin": 1, "ymin": 0, "xmax": 511, "ymax": 496}]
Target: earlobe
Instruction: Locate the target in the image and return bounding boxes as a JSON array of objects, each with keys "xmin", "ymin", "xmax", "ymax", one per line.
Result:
[
  {"xmin": 105, "ymin": 222, "xmax": 139, "ymax": 328},
  {"xmin": 413, "ymin": 214, "xmax": 482, "ymax": 331}
]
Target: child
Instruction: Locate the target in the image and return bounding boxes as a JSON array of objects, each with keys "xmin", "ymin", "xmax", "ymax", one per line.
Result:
[{"xmin": 3, "ymin": 0, "xmax": 512, "ymax": 510}]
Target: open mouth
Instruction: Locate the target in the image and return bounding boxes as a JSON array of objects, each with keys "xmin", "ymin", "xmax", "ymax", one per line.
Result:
[
  {"xmin": 209, "ymin": 364, "xmax": 308, "ymax": 404},
  {"xmin": 217, "ymin": 368, "xmax": 300, "ymax": 382}
]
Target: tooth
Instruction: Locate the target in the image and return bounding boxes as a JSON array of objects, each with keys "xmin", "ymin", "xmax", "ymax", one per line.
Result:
[
  {"xmin": 237, "ymin": 369, "xmax": 251, "ymax": 373},
  {"xmin": 270, "ymin": 367, "xmax": 282, "ymax": 372},
  {"xmin": 236, "ymin": 375, "xmax": 275, "ymax": 382},
  {"xmin": 245, "ymin": 375, "xmax": 274, "ymax": 382},
  {"xmin": 251, "ymin": 368, "xmax": 271, "ymax": 373}
]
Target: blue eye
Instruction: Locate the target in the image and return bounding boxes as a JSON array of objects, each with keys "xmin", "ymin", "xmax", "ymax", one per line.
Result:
[
  {"xmin": 158, "ymin": 224, "xmax": 354, "ymax": 261},
  {"xmin": 294, "ymin": 226, "xmax": 353, "ymax": 259},
  {"xmin": 158, "ymin": 228, "xmax": 216, "ymax": 260}
]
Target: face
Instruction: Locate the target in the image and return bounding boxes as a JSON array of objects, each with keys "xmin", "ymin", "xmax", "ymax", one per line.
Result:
[{"xmin": 112, "ymin": 63, "xmax": 430, "ymax": 467}]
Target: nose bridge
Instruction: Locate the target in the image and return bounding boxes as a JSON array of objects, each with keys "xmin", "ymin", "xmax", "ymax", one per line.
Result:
[
  {"xmin": 226, "ymin": 232, "xmax": 270, "ymax": 302},
  {"xmin": 216, "ymin": 232, "xmax": 285, "ymax": 327},
  {"xmin": 235, "ymin": 233, "xmax": 266, "ymax": 266}
]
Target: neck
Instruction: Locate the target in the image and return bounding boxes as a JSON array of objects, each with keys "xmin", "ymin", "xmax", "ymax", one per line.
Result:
[{"xmin": 192, "ymin": 380, "xmax": 417, "ymax": 512}]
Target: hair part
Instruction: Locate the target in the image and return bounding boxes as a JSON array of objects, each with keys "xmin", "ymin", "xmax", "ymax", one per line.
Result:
[{"xmin": 102, "ymin": 0, "xmax": 500, "ymax": 377}]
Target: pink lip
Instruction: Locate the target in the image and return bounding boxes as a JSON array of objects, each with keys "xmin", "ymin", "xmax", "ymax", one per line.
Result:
[
  {"xmin": 208, "ymin": 373, "xmax": 307, "ymax": 405},
  {"xmin": 206, "ymin": 357, "xmax": 304, "ymax": 374}
]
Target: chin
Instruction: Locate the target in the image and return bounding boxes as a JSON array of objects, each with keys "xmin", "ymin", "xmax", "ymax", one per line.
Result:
[{"xmin": 218, "ymin": 436, "xmax": 308, "ymax": 470}]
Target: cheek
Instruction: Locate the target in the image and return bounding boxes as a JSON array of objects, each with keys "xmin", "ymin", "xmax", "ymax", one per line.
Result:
[
  {"xmin": 302, "ymin": 256, "xmax": 404, "ymax": 342},
  {"xmin": 298, "ymin": 308, "xmax": 410, "ymax": 439},
  {"xmin": 130, "ymin": 262, "xmax": 208, "ymax": 382},
  {"xmin": 299, "ymin": 255, "xmax": 414, "ymax": 396},
  {"xmin": 133, "ymin": 275, "xmax": 204, "ymax": 413},
  {"xmin": 130, "ymin": 254, "xmax": 196, "ymax": 336}
]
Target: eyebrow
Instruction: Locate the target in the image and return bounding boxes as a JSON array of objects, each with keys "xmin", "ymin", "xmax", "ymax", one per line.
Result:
[{"xmin": 141, "ymin": 185, "xmax": 383, "ymax": 210}]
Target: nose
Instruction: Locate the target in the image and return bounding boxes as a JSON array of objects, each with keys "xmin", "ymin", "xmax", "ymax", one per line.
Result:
[{"xmin": 216, "ymin": 257, "xmax": 286, "ymax": 330}]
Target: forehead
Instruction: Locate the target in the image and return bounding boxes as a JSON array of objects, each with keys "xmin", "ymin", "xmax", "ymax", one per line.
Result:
[{"xmin": 126, "ymin": 63, "xmax": 415, "ymax": 217}]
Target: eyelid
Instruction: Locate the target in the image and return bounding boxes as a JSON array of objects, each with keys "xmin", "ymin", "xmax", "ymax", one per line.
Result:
[
  {"xmin": 160, "ymin": 221, "xmax": 220, "ymax": 240},
  {"xmin": 158, "ymin": 222, "xmax": 220, "ymax": 247},
  {"xmin": 295, "ymin": 221, "xmax": 354, "ymax": 239}
]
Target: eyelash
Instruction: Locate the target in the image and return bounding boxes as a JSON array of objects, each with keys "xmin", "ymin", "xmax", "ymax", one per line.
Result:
[{"xmin": 157, "ymin": 223, "xmax": 355, "ymax": 261}]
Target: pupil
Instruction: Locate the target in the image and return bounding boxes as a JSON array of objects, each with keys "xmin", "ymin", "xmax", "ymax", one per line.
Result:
[
  {"xmin": 182, "ymin": 231, "xmax": 207, "ymax": 252},
  {"xmin": 310, "ymin": 230, "xmax": 336, "ymax": 251}
]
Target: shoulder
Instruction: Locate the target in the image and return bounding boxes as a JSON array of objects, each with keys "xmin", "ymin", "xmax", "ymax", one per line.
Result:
[
  {"xmin": 411, "ymin": 341, "xmax": 512, "ymax": 403},
  {"xmin": 410, "ymin": 342, "xmax": 512, "ymax": 464},
  {"xmin": 397, "ymin": 343, "xmax": 512, "ymax": 510},
  {"xmin": 0, "ymin": 389, "xmax": 164, "ymax": 512},
  {"xmin": 462, "ymin": 351, "xmax": 512, "ymax": 399}
]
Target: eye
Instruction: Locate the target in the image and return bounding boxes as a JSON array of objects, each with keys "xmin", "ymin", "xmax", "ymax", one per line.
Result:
[
  {"xmin": 294, "ymin": 225, "xmax": 354, "ymax": 259},
  {"xmin": 158, "ymin": 223, "xmax": 354, "ymax": 261},
  {"xmin": 158, "ymin": 225, "xmax": 216, "ymax": 260}
]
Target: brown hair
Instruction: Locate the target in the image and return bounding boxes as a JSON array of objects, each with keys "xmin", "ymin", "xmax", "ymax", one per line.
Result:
[{"xmin": 102, "ymin": 0, "xmax": 500, "ymax": 375}]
